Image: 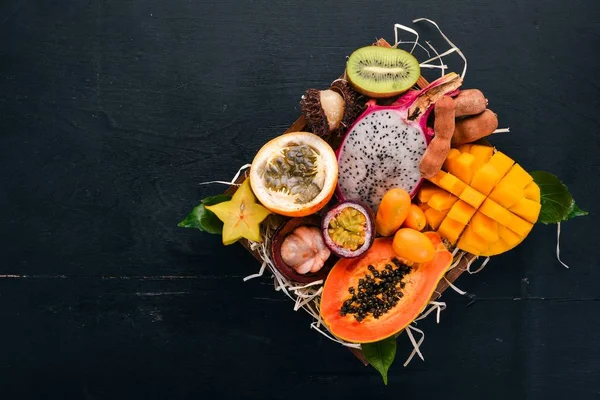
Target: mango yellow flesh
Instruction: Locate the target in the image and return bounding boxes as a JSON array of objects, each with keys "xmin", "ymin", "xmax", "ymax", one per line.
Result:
[
  {"xmin": 421, "ymin": 145, "xmax": 541, "ymax": 256},
  {"xmin": 205, "ymin": 180, "xmax": 271, "ymax": 245}
]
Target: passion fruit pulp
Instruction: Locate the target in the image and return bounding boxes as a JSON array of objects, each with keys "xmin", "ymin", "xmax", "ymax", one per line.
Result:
[
  {"xmin": 250, "ymin": 132, "xmax": 338, "ymax": 217},
  {"xmin": 322, "ymin": 201, "xmax": 375, "ymax": 258}
]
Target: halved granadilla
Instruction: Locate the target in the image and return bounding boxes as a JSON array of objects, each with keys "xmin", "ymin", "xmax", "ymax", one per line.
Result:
[{"xmin": 322, "ymin": 200, "xmax": 375, "ymax": 258}]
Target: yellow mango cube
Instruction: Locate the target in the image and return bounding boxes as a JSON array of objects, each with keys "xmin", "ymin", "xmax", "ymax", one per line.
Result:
[
  {"xmin": 506, "ymin": 213, "xmax": 534, "ymax": 237},
  {"xmin": 498, "ymin": 225, "xmax": 523, "ymax": 247},
  {"xmin": 447, "ymin": 200, "xmax": 477, "ymax": 225},
  {"xmin": 489, "ymin": 183, "xmax": 524, "ymax": 208},
  {"xmin": 487, "ymin": 151, "xmax": 514, "ymax": 179},
  {"xmin": 455, "ymin": 144, "xmax": 472, "ymax": 154},
  {"xmin": 438, "ymin": 216, "xmax": 466, "ymax": 244},
  {"xmin": 471, "ymin": 211, "xmax": 499, "ymax": 243},
  {"xmin": 451, "ymin": 153, "xmax": 476, "ymax": 184},
  {"xmin": 428, "ymin": 192, "xmax": 459, "ymax": 211},
  {"xmin": 469, "ymin": 145, "xmax": 495, "ymax": 171},
  {"xmin": 479, "ymin": 199, "xmax": 514, "ymax": 226},
  {"xmin": 427, "ymin": 171, "xmax": 467, "ymax": 197},
  {"xmin": 457, "ymin": 225, "xmax": 488, "ymax": 255},
  {"xmin": 524, "ymin": 182, "xmax": 541, "ymax": 202},
  {"xmin": 418, "ymin": 184, "xmax": 448, "ymax": 203},
  {"xmin": 470, "ymin": 164, "xmax": 501, "ymax": 195},
  {"xmin": 439, "ymin": 173, "xmax": 468, "ymax": 197},
  {"xmin": 424, "ymin": 208, "xmax": 447, "ymax": 230},
  {"xmin": 509, "ymin": 197, "xmax": 541, "ymax": 223},
  {"xmin": 487, "ymin": 239, "xmax": 510, "ymax": 256},
  {"xmin": 443, "ymin": 148, "xmax": 461, "ymax": 172},
  {"xmin": 459, "ymin": 186, "xmax": 486, "ymax": 208},
  {"xmin": 501, "ymin": 164, "xmax": 533, "ymax": 189}
]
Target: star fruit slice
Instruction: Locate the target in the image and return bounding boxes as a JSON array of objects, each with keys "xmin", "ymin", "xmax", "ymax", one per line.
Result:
[{"xmin": 205, "ymin": 179, "xmax": 271, "ymax": 245}]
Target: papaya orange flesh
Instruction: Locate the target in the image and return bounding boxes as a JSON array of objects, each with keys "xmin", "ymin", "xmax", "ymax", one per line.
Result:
[{"xmin": 320, "ymin": 236, "xmax": 452, "ymax": 343}]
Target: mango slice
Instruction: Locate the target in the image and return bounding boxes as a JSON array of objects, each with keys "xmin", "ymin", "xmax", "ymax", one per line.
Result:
[
  {"xmin": 447, "ymin": 200, "xmax": 477, "ymax": 225},
  {"xmin": 437, "ymin": 217, "xmax": 465, "ymax": 245},
  {"xmin": 428, "ymin": 192, "xmax": 459, "ymax": 211},
  {"xmin": 487, "ymin": 151, "xmax": 515, "ymax": 178},
  {"xmin": 459, "ymin": 186, "xmax": 486, "ymax": 208},
  {"xmin": 471, "ymin": 164, "xmax": 501, "ymax": 196},
  {"xmin": 428, "ymin": 171, "xmax": 467, "ymax": 197},
  {"xmin": 502, "ymin": 164, "xmax": 533, "ymax": 189},
  {"xmin": 443, "ymin": 148, "xmax": 461, "ymax": 171},
  {"xmin": 498, "ymin": 225, "xmax": 523, "ymax": 247},
  {"xmin": 424, "ymin": 208, "xmax": 447, "ymax": 230},
  {"xmin": 471, "ymin": 212, "xmax": 499, "ymax": 243},
  {"xmin": 457, "ymin": 225, "xmax": 488, "ymax": 255},
  {"xmin": 489, "ymin": 183, "xmax": 524, "ymax": 208},
  {"xmin": 450, "ymin": 153, "xmax": 476, "ymax": 184},
  {"xmin": 469, "ymin": 145, "xmax": 495, "ymax": 171},
  {"xmin": 509, "ymin": 197, "xmax": 542, "ymax": 223},
  {"xmin": 422, "ymin": 147, "xmax": 539, "ymax": 256},
  {"xmin": 418, "ymin": 184, "xmax": 448, "ymax": 203},
  {"xmin": 524, "ymin": 182, "xmax": 541, "ymax": 203}
]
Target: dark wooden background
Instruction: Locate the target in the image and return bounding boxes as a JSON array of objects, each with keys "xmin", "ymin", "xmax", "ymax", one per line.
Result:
[{"xmin": 1, "ymin": 0, "xmax": 599, "ymax": 398}]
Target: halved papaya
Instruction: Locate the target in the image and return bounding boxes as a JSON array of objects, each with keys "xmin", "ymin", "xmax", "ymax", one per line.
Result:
[{"xmin": 319, "ymin": 233, "xmax": 453, "ymax": 343}]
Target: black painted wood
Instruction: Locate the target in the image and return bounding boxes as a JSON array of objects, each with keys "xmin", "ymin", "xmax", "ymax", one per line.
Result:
[{"xmin": 1, "ymin": 0, "xmax": 599, "ymax": 398}]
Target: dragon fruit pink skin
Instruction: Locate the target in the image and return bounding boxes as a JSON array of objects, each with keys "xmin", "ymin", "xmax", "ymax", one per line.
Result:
[{"xmin": 335, "ymin": 73, "xmax": 462, "ymax": 212}]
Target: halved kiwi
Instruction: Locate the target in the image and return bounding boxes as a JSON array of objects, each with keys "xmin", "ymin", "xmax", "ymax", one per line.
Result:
[{"xmin": 346, "ymin": 46, "xmax": 420, "ymax": 98}]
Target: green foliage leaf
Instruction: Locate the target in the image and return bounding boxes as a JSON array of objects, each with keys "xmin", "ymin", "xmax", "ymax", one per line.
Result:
[
  {"xmin": 178, "ymin": 194, "xmax": 232, "ymax": 234},
  {"xmin": 531, "ymin": 171, "xmax": 588, "ymax": 224},
  {"xmin": 567, "ymin": 202, "xmax": 588, "ymax": 219},
  {"xmin": 361, "ymin": 336, "xmax": 397, "ymax": 385}
]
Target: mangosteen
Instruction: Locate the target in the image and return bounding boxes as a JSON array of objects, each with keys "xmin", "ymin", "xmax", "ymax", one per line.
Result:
[{"xmin": 271, "ymin": 216, "xmax": 335, "ymax": 283}]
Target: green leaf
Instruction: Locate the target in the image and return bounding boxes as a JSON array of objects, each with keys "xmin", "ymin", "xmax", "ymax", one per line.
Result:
[
  {"xmin": 566, "ymin": 202, "xmax": 588, "ymax": 219},
  {"xmin": 531, "ymin": 171, "xmax": 588, "ymax": 224},
  {"xmin": 178, "ymin": 194, "xmax": 232, "ymax": 234},
  {"xmin": 361, "ymin": 336, "xmax": 397, "ymax": 385}
]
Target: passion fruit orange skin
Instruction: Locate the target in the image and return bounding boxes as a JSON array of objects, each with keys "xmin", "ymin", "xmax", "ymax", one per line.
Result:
[{"xmin": 249, "ymin": 132, "xmax": 338, "ymax": 217}]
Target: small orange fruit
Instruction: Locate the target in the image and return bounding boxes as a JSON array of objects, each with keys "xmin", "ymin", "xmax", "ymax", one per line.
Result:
[
  {"xmin": 375, "ymin": 188, "xmax": 411, "ymax": 236},
  {"xmin": 392, "ymin": 228, "xmax": 435, "ymax": 263},
  {"xmin": 402, "ymin": 204, "xmax": 427, "ymax": 231}
]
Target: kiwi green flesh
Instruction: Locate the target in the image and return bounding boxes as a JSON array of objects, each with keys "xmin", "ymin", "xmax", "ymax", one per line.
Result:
[{"xmin": 346, "ymin": 46, "xmax": 420, "ymax": 97}]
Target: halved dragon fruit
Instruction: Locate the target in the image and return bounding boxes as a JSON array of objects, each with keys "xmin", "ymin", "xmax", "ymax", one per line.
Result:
[{"xmin": 336, "ymin": 73, "xmax": 463, "ymax": 212}]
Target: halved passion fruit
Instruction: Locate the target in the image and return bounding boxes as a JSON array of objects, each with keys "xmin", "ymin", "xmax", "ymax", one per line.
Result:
[
  {"xmin": 320, "ymin": 232, "xmax": 452, "ymax": 343},
  {"xmin": 322, "ymin": 200, "xmax": 375, "ymax": 258},
  {"xmin": 250, "ymin": 132, "xmax": 338, "ymax": 217},
  {"xmin": 271, "ymin": 217, "xmax": 335, "ymax": 283}
]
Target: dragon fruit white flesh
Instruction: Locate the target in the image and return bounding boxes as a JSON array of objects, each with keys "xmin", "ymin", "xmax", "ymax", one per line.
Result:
[{"xmin": 336, "ymin": 73, "xmax": 462, "ymax": 212}]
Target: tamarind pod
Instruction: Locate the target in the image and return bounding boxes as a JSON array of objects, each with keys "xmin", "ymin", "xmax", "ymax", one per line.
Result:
[
  {"xmin": 455, "ymin": 89, "xmax": 487, "ymax": 117},
  {"xmin": 451, "ymin": 109, "xmax": 499, "ymax": 145},
  {"xmin": 420, "ymin": 96, "xmax": 455, "ymax": 178}
]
